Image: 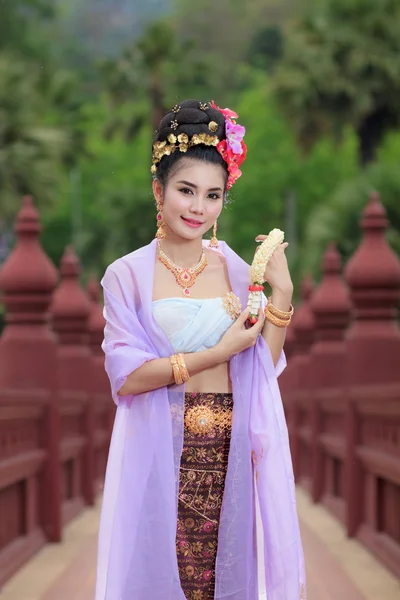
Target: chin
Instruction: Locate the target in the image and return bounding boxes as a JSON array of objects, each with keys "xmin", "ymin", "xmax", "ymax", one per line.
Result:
[
  {"xmin": 174, "ymin": 224, "xmax": 208, "ymax": 240},
  {"xmin": 179, "ymin": 230, "xmax": 204, "ymax": 241}
]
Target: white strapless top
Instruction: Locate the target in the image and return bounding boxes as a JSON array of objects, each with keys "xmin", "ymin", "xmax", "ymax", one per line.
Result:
[{"xmin": 152, "ymin": 292, "xmax": 242, "ymax": 353}]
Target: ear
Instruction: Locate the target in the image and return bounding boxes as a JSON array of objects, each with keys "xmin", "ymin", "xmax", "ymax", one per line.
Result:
[{"xmin": 152, "ymin": 178, "xmax": 163, "ymax": 205}]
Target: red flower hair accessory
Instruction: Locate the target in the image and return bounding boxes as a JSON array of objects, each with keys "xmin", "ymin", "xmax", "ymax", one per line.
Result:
[{"xmin": 210, "ymin": 100, "xmax": 247, "ymax": 189}]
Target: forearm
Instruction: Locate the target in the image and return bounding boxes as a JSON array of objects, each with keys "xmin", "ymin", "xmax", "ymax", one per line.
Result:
[
  {"xmin": 118, "ymin": 345, "xmax": 227, "ymax": 396},
  {"xmin": 262, "ymin": 287, "xmax": 293, "ymax": 366}
]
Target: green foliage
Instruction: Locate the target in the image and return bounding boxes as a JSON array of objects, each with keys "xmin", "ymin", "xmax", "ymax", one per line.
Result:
[
  {"xmin": 225, "ymin": 82, "xmax": 300, "ymax": 258},
  {"xmin": 302, "ymin": 159, "xmax": 400, "ymax": 279},
  {"xmin": 1, "ymin": 0, "xmax": 399, "ymax": 294},
  {"xmin": 246, "ymin": 26, "xmax": 284, "ymax": 72},
  {"xmin": 0, "ymin": 54, "xmax": 68, "ymax": 218},
  {"xmin": 222, "ymin": 77, "xmax": 358, "ymax": 292},
  {"xmin": 99, "ymin": 18, "xmax": 215, "ymax": 140},
  {"xmin": 0, "ymin": 0, "xmax": 54, "ymax": 58},
  {"xmin": 173, "ymin": 0, "xmax": 296, "ymax": 98},
  {"xmin": 273, "ymin": 0, "xmax": 400, "ymax": 165},
  {"xmin": 40, "ymin": 96, "xmax": 155, "ymax": 274}
]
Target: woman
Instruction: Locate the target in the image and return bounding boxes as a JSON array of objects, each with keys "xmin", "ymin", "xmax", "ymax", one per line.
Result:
[{"xmin": 96, "ymin": 100, "xmax": 306, "ymax": 600}]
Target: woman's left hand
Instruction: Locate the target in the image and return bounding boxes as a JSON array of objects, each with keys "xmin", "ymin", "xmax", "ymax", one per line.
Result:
[{"xmin": 255, "ymin": 235, "xmax": 293, "ymax": 293}]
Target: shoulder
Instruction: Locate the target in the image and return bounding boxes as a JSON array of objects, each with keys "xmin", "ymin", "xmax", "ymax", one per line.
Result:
[
  {"xmin": 205, "ymin": 247, "xmax": 226, "ymax": 268},
  {"xmin": 204, "ymin": 240, "xmax": 250, "ymax": 274},
  {"xmin": 103, "ymin": 240, "xmax": 156, "ymax": 282},
  {"xmin": 215, "ymin": 240, "xmax": 250, "ymax": 269},
  {"xmin": 101, "ymin": 240, "xmax": 156, "ymax": 302}
]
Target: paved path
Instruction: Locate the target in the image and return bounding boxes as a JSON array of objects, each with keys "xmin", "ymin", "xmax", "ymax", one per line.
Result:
[{"xmin": 1, "ymin": 489, "xmax": 399, "ymax": 600}]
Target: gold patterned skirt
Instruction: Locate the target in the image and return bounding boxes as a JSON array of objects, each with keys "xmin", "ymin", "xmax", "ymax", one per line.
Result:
[{"xmin": 176, "ymin": 392, "xmax": 233, "ymax": 600}]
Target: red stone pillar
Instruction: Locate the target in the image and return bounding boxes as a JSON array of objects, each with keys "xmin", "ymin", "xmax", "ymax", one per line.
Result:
[
  {"xmin": 290, "ymin": 276, "xmax": 315, "ymax": 486},
  {"xmin": 87, "ymin": 277, "xmax": 113, "ymax": 491},
  {"xmin": 310, "ymin": 244, "xmax": 351, "ymax": 509},
  {"xmin": 0, "ymin": 197, "xmax": 61, "ymax": 557},
  {"xmin": 344, "ymin": 192, "xmax": 400, "ymax": 537},
  {"xmin": 51, "ymin": 246, "xmax": 93, "ymax": 518}
]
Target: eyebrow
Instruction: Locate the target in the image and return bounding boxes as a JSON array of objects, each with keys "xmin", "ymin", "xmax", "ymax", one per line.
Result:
[{"xmin": 177, "ymin": 180, "xmax": 223, "ymax": 192}]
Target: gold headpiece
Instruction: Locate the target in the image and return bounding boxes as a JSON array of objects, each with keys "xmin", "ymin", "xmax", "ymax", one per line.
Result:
[{"xmin": 151, "ymin": 132, "xmax": 220, "ymax": 174}]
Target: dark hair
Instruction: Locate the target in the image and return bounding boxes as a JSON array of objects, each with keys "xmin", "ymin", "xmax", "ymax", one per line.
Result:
[{"xmin": 152, "ymin": 99, "xmax": 228, "ymax": 188}]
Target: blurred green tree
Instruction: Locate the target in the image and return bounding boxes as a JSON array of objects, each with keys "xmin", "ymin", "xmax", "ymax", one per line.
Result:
[
  {"xmin": 273, "ymin": 0, "xmax": 400, "ymax": 166},
  {"xmin": 223, "ymin": 77, "xmax": 358, "ymax": 293},
  {"xmin": 0, "ymin": 0, "xmax": 54, "ymax": 57},
  {"xmin": 246, "ymin": 26, "xmax": 284, "ymax": 72},
  {"xmin": 99, "ymin": 18, "xmax": 211, "ymax": 143},
  {"xmin": 302, "ymin": 161, "xmax": 400, "ymax": 278},
  {"xmin": 0, "ymin": 55, "xmax": 67, "ymax": 218}
]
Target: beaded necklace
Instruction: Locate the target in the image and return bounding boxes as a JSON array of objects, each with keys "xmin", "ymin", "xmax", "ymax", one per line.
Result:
[{"xmin": 157, "ymin": 242, "xmax": 208, "ymax": 297}]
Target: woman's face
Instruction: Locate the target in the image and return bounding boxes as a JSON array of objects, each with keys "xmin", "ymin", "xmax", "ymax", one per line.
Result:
[{"xmin": 153, "ymin": 159, "xmax": 225, "ymax": 241}]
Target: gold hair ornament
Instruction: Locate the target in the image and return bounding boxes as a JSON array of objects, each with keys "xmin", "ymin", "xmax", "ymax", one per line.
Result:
[{"xmin": 151, "ymin": 132, "xmax": 220, "ymax": 173}]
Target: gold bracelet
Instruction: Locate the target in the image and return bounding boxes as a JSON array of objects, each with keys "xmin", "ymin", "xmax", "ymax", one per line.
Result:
[
  {"xmin": 170, "ymin": 354, "xmax": 183, "ymax": 385},
  {"xmin": 264, "ymin": 304, "xmax": 291, "ymax": 328},
  {"xmin": 176, "ymin": 353, "xmax": 190, "ymax": 383},
  {"xmin": 267, "ymin": 297, "xmax": 294, "ymax": 320}
]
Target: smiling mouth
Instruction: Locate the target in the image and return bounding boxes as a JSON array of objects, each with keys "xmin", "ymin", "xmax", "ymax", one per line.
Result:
[{"xmin": 181, "ymin": 217, "xmax": 204, "ymax": 226}]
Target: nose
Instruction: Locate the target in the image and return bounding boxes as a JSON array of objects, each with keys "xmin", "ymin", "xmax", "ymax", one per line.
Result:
[{"xmin": 189, "ymin": 196, "xmax": 205, "ymax": 215}]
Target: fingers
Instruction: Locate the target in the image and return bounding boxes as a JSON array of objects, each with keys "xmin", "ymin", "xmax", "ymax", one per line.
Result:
[
  {"xmin": 247, "ymin": 308, "xmax": 264, "ymax": 333},
  {"xmin": 237, "ymin": 308, "xmax": 250, "ymax": 325},
  {"xmin": 255, "ymin": 238, "xmax": 289, "ymax": 252},
  {"xmin": 270, "ymin": 243, "xmax": 289, "ymax": 258},
  {"xmin": 253, "ymin": 308, "xmax": 265, "ymax": 333}
]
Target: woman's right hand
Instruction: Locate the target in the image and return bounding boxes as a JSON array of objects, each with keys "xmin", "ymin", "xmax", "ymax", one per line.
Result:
[{"xmin": 216, "ymin": 308, "xmax": 265, "ymax": 362}]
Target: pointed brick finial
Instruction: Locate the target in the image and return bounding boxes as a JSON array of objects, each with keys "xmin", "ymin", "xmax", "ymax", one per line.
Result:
[
  {"xmin": 87, "ymin": 276, "xmax": 105, "ymax": 355},
  {"xmin": 292, "ymin": 275, "xmax": 315, "ymax": 354},
  {"xmin": 51, "ymin": 245, "xmax": 91, "ymax": 344},
  {"xmin": 0, "ymin": 195, "xmax": 57, "ymax": 314},
  {"xmin": 311, "ymin": 243, "xmax": 352, "ymax": 341},
  {"xmin": 0, "ymin": 196, "xmax": 58, "ymax": 391},
  {"xmin": 345, "ymin": 191, "xmax": 400, "ymax": 329}
]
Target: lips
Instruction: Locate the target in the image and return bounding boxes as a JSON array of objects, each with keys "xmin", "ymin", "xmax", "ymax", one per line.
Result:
[{"xmin": 181, "ymin": 217, "xmax": 204, "ymax": 228}]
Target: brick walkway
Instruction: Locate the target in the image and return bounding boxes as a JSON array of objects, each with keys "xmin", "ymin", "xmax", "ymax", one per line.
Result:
[{"xmin": 1, "ymin": 490, "xmax": 399, "ymax": 600}]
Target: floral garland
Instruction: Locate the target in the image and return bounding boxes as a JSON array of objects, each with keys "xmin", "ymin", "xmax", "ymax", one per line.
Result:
[{"xmin": 210, "ymin": 101, "xmax": 247, "ymax": 189}]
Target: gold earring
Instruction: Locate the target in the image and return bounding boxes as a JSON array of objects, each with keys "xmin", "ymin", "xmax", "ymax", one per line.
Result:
[
  {"xmin": 155, "ymin": 200, "xmax": 166, "ymax": 239},
  {"xmin": 209, "ymin": 221, "xmax": 219, "ymax": 248}
]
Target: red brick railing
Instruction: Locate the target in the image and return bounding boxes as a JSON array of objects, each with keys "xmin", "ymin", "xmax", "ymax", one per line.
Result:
[
  {"xmin": 0, "ymin": 192, "xmax": 399, "ymax": 584},
  {"xmin": 0, "ymin": 198, "xmax": 114, "ymax": 585},
  {"xmin": 281, "ymin": 193, "xmax": 400, "ymax": 579}
]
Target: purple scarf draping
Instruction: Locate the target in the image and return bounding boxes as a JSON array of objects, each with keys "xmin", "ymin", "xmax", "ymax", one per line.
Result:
[{"xmin": 95, "ymin": 238, "xmax": 306, "ymax": 600}]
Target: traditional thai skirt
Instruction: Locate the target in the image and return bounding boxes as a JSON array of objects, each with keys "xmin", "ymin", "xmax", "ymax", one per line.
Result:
[{"xmin": 176, "ymin": 392, "xmax": 233, "ymax": 600}]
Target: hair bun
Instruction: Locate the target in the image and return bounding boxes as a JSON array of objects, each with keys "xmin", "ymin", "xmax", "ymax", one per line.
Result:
[{"xmin": 156, "ymin": 99, "xmax": 226, "ymax": 142}]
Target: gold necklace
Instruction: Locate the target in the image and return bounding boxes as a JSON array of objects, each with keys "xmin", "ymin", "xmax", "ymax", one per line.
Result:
[{"xmin": 157, "ymin": 242, "xmax": 208, "ymax": 297}]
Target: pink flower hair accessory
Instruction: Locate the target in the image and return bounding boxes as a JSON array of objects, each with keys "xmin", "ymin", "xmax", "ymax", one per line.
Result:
[{"xmin": 210, "ymin": 100, "xmax": 247, "ymax": 189}]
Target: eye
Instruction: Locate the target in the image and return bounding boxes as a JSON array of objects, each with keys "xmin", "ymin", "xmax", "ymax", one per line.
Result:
[
  {"xmin": 208, "ymin": 193, "xmax": 221, "ymax": 200},
  {"xmin": 179, "ymin": 187, "xmax": 193, "ymax": 195}
]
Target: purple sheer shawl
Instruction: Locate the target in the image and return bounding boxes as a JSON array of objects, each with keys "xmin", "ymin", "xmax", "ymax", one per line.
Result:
[{"xmin": 95, "ymin": 238, "xmax": 306, "ymax": 600}]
